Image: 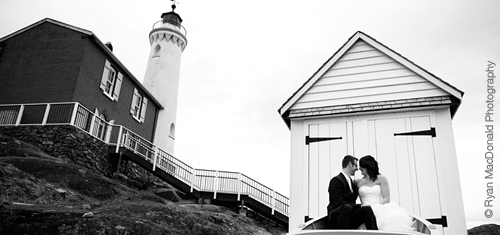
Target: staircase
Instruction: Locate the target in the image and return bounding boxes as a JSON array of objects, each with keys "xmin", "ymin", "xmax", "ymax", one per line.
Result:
[
  {"xmin": 110, "ymin": 129, "xmax": 289, "ymax": 227},
  {"xmin": 0, "ymin": 102, "xmax": 289, "ymax": 228}
]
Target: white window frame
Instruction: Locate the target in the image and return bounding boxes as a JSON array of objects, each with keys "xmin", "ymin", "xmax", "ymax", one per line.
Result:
[
  {"xmin": 130, "ymin": 88, "xmax": 148, "ymax": 123},
  {"xmin": 100, "ymin": 60, "xmax": 123, "ymax": 101}
]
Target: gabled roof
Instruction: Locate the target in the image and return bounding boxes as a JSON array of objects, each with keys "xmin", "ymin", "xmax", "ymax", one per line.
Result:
[
  {"xmin": 0, "ymin": 18, "xmax": 164, "ymax": 109},
  {"xmin": 278, "ymin": 31, "xmax": 463, "ymax": 127}
]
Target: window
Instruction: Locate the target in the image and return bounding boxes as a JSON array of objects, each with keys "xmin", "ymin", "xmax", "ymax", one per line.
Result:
[
  {"xmin": 153, "ymin": 45, "xmax": 161, "ymax": 57},
  {"xmin": 100, "ymin": 59, "xmax": 123, "ymax": 101},
  {"xmin": 169, "ymin": 123, "xmax": 175, "ymax": 139},
  {"xmin": 104, "ymin": 67, "xmax": 116, "ymax": 94},
  {"xmin": 130, "ymin": 88, "xmax": 148, "ymax": 123}
]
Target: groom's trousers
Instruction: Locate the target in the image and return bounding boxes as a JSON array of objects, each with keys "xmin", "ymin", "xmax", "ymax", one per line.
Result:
[{"xmin": 328, "ymin": 204, "xmax": 378, "ymax": 230}]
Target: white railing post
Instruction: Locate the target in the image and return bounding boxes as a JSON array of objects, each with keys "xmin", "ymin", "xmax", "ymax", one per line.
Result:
[
  {"xmin": 42, "ymin": 104, "xmax": 50, "ymax": 125},
  {"xmin": 70, "ymin": 103, "xmax": 79, "ymax": 126},
  {"xmin": 237, "ymin": 172, "xmax": 242, "ymax": 201},
  {"xmin": 115, "ymin": 126, "xmax": 123, "ymax": 153},
  {"xmin": 214, "ymin": 170, "xmax": 219, "ymax": 199},
  {"xmin": 125, "ymin": 132, "xmax": 130, "ymax": 149},
  {"xmin": 271, "ymin": 190, "xmax": 276, "ymax": 215},
  {"xmin": 190, "ymin": 168, "xmax": 195, "ymax": 193},
  {"xmin": 152, "ymin": 146, "xmax": 158, "ymax": 171},
  {"xmin": 88, "ymin": 111, "xmax": 97, "ymax": 137},
  {"xmin": 15, "ymin": 105, "xmax": 24, "ymax": 126},
  {"xmin": 104, "ymin": 120, "xmax": 114, "ymax": 144},
  {"xmin": 133, "ymin": 136, "xmax": 138, "ymax": 154}
]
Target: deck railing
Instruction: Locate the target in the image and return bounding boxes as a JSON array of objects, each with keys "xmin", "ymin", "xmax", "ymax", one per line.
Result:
[{"xmin": 0, "ymin": 102, "xmax": 289, "ymax": 216}]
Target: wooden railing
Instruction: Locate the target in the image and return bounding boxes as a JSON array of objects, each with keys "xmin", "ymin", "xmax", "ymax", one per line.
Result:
[{"xmin": 0, "ymin": 102, "xmax": 289, "ymax": 216}]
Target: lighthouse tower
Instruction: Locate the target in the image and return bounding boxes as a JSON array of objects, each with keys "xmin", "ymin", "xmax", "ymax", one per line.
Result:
[{"xmin": 143, "ymin": 3, "xmax": 187, "ymax": 154}]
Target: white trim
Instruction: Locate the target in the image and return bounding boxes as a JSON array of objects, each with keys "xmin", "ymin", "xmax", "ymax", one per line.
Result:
[{"xmin": 0, "ymin": 18, "xmax": 92, "ymax": 43}]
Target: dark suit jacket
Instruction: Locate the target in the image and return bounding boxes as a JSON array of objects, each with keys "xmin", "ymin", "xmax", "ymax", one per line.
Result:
[{"xmin": 327, "ymin": 173, "xmax": 360, "ymax": 215}]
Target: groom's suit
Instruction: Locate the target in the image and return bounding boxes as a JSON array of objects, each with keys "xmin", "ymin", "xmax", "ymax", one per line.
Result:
[{"xmin": 327, "ymin": 173, "xmax": 378, "ymax": 229}]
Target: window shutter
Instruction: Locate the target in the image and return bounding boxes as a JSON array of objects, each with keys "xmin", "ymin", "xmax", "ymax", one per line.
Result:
[
  {"xmin": 130, "ymin": 88, "xmax": 139, "ymax": 115},
  {"xmin": 113, "ymin": 72, "xmax": 123, "ymax": 101},
  {"xmin": 140, "ymin": 97, "xmax": 148, "ymax": 122},
  {"xmin": 100, "ymin": 60, "xmax": 111, "ymax": 91}
]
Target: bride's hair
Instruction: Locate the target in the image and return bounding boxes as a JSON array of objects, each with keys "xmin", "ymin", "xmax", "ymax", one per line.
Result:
[{"xmin": 359, "ymin": 155, "xmax": 380, "ymax": 181}]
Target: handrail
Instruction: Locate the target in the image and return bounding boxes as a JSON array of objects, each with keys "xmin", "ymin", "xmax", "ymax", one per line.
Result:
[{"xmin": 0, "ymin": 102, "xmax": 289, "ymax": 216}]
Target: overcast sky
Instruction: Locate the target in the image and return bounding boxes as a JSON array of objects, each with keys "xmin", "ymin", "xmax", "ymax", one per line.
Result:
[{"xmin": 1, "ymin": 0, "xmax": 499, "ymax": 229}]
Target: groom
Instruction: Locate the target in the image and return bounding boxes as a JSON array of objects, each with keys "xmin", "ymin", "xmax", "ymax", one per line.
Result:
[{"xmin": 327, "ymin": 155, "xmax": 378, "ymax": 229}]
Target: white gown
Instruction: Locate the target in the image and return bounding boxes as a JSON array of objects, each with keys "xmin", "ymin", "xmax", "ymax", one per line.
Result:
[{"xmin": 358, "ymin": 185, "xmax": 415, "ymax": 231}]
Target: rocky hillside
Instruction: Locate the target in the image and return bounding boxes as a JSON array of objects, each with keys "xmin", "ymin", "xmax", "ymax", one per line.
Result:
[
  {"xmin": 468, "ymin": 224, "xmax": 500, "ymax": 235},
  {"xmin": 0, "ymin": 132, "xmax": 286, "ymax": 235}
]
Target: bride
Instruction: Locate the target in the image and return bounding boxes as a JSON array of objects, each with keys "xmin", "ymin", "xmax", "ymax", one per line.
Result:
[{"xmin": 356, "ymin": 155, "xmax": 415, "ymax": 231}]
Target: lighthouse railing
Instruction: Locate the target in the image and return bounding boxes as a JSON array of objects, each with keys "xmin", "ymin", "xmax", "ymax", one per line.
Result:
[{"xmin": 152, "ymin": 20, "xmax": 187, "ymax": 37}]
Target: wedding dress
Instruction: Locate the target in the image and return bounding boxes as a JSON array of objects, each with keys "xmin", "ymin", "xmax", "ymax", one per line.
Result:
[{"xmin": 358, "ymin": 185, "xmax": 415, "ymax": 231}]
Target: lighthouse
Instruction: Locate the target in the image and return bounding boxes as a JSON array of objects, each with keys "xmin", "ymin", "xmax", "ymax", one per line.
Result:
[{"xmin": 143, "ymin": 3, "xmax": 187, "ymax": 154}]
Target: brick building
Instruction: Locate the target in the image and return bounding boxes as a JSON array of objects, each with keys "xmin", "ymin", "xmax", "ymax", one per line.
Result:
[{"xmin": 0, "ymin": 18, "xmax": 162, "ymax": 141}]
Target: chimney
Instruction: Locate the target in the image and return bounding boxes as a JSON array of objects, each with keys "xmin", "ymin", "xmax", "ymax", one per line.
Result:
[{"xmin": 105, "ymin": 41, "xmax": 113, "ymax": 52}]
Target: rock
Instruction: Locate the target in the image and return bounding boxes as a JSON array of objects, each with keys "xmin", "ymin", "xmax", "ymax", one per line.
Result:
[
  {"xmin": 468, "ymin": 224, "xmax": 500, "ymax": 235},
  {"xmin": 115, "ymin": 225, "xmax": 125, "ymax": 230},
  {"xmin": 82, "ymin": 212, "xmax": 94, "ymax": 218},
  {"xmin": 82, "ymin": 204, "xmax": 91, "ymax": 209},
  {"xmin": 55, "ymin": 188, "xmax": 66, "ymax": 193},
  {"xmin": 12, "ymin": 202, "xmax": 34, "ymax": 206},
  {"xmin": 152, "ymin": 188, "xmax": 181, "ymax": 202}
]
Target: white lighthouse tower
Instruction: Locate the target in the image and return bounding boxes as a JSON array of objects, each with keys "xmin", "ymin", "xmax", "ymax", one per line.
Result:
[{"xmin": 143, "ymin": 3, "xmax": 187, "ymax": 154}]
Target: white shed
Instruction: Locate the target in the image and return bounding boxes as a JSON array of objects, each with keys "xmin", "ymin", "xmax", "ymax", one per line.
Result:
[{"xmin": 279, "ymin": 31, "xmax": 466, "ymax": 235}]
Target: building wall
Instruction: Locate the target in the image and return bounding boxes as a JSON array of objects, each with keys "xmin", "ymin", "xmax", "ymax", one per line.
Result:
[
  {"xmin": 74, "ymin": 38, "xmax": 159, "ymax": 142},
  {"xmin": 0, "ymin": 22, "xmax": 83, "ymax": 104},
  {"xmin": 0, "ymin": 21, "xmax": 161, "ymax": 142},
  {"xmin": 291, "ymin": 39, "xmax": 449, "ymax": 110}
]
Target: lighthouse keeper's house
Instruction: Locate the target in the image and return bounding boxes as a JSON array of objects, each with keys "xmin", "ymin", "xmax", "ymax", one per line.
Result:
[{"xmin": 0, "ymin": 18, "xmax": 162, "ymax": 142}]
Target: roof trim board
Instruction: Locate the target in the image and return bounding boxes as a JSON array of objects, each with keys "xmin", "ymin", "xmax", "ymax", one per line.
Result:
[
  {"xmin": 278, "ymin": 31, "xmax": 463, "ymax": 118},
  {"xmin": 0, "ymin": 18, "xmax": 92, "ymax": 42}
]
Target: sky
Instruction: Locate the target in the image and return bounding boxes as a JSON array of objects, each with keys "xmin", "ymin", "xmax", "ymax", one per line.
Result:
[{"xmin": 1, "ymin": 0, "xmax": 499, "ymax": 229}]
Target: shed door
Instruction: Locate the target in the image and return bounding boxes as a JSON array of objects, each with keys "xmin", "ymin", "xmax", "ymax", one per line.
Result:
[{"xmin": 306, "ymin": 115, "xmax": 442, "ymax": 224}]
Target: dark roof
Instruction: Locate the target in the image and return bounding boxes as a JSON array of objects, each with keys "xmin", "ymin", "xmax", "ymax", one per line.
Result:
[{"xmin": 288, "ymin": 96, "xmax": 451, "ymax": 118}]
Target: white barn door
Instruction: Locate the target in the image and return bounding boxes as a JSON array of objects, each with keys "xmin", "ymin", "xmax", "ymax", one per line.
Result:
[
  {"xmin": 305, "ymin": 114, "xmax": 444, "ymax": 229},
  {"xmin": 307, "ymin": 122, "xmax": 348, "ymax": 219},
  {"xmin": 370, "ymin": 116, "xmax": 443, "ymax": 223}
]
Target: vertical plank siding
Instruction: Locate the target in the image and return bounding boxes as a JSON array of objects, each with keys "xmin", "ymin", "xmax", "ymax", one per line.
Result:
[
  {"xmin": 300, "ymin": 113, "xmax": 446, "ymax": 231},
  {"xmin": 292, "ymin": 40, "xmax": 448, "ymax": 110}
]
